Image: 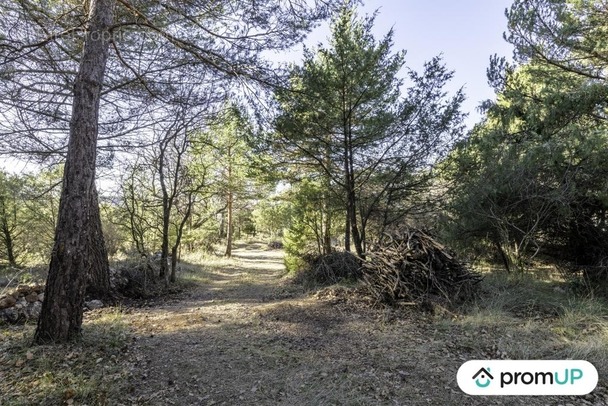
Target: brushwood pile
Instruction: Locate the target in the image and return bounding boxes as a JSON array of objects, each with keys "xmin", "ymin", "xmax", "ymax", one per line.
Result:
[{"xmin": 362, "ymin": 227, "xmax": 482, "ymax": 306}]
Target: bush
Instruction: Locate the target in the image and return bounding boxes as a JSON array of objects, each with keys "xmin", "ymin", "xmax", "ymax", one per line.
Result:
[
  {"xmin": 111, "ymin": 261, "xmax": 164, "ymax": 298},
  {"xmin": 294, "ymin": 251, "xmax": 362, "ymax": 288},
  {"xmin": 268, "ymin": 241, "xmax": 283, "ymax": 249}
]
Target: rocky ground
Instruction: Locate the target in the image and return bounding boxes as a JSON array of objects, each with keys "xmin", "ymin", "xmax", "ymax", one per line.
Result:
[{"xmin": 1, "ymin": 242, "xmax": 607, "ymax": 405}]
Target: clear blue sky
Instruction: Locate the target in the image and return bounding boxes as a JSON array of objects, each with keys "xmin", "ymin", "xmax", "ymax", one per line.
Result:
[{"xmin": 286, "ymin": 0, "xmax": 515, "ymax": 128}]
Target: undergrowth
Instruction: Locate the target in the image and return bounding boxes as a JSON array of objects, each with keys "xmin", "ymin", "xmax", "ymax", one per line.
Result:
[
  {"xmin": 0, "ymin": 308, "xmax": 131, "ymax": 406},
  {"xmin": 455, "ymin": 269, "xmax": 608, "ymax": 378}
]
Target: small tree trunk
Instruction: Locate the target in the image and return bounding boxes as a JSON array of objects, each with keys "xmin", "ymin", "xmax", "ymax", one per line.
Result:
[
  {"xmin": 343, "ymin": 120, "xmax": 352, "ymax": 253},
  {"xmin": 170, "ymin": 245, "xmax": 178, "ymax": 283},
  {"xmin": 322, "ymin": 212, "xmax": 332, "ymax": 254},
  {"xmin": 344, "ymin": 211, "xmax": 350, "ymax": 251},
  {"xmin": 124, "ymin": 180, "xmax": 146, "ymax": 257},
  {"xmin": 219, "ymin": 212, "xmax": 225, "ymax": 238},
  {"xmin": 493, "ymin": 237, "xmax": 511, "ymax": 273},
  {"xmin": 345, "ymin": 168, "xmax": 363, "ymax": 257},
  {"xmin": 160, "ymin": 203, "xmax": 170, "ymax": 282},
  {"xmin": 158, "ymin": 134, "xmax": 171, "ymax": 283},
  {"xmin": 349, "ymin": 190, "xmax": 364, "ymax": 258},
  {"xmin": 343, "ymin": 172, "xmax": 351, "ymax": 252},
  {"xmin": 360, "ymin": 217, "xmax": 367, "ymax": 255},
  {"xmin": 0, "ymin": 223, "xmax": 16, "ymax": 268},
  {"xmin": 322, "ymin": 173, "xmax": 332, "ymax": 255},
  {"xmin": 170, "ymin": 194, "xmax": 194, "ymax": 283},
  {"xmin": 3, "ymin": 229, "xmax": 16, "ymax": 268},
  {"xmin": 224, "ymin": 190, "xmax": 233, "ymax": 257},
  {"xmin": 0, "ymin": 195, "xmax": 17, "ymax": 267},
  {"xmin": 345, "ymin": 126, "xmax": 364, "ymax": 258},
  {"xmin": 34, "ymin": 0, "xmax": 115, "ymax": 344}
]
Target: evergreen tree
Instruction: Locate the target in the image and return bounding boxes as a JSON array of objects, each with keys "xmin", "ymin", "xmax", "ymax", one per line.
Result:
[
  {"xmin": 195, "ymin": 103, "xmax": 254, "ymax": 258},
  {"xmin": 443, "ymin": 0, "xmax": 608, "ymax": 271},
  {"xmin": 275, "ymin": 5, "xmax": 464, "ymax": 258}
]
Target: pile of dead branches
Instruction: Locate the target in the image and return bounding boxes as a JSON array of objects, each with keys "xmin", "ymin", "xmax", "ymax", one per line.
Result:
[
  {"xmin": 362, "ymin": 227, "xmax": 482, "ymax": 306},
  {"xmin": 295, "ymin": 251, "xmax": 362, "ymax": 287},
  {"xmin": 112, "ymin": 261, "xmax": 163, "ymax": 298}
]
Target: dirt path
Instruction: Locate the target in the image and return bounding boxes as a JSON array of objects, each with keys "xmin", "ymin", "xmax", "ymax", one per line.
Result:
[
  {"xmin": 117, "ymin": 242, "xmax": 604, "ymax": 406},
  {"xmin": 1, "ymin": 242, "xmax": 606, "ymax": 405}
]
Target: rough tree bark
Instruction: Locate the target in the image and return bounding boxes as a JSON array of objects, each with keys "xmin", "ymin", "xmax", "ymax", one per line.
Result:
[
  {"xmin": 34, "ymin": 0, "xmax": 114, "ymax": 344},
  {"xmin": 86, "ymin": 186, "xmax": 111, "ymax": 297}
]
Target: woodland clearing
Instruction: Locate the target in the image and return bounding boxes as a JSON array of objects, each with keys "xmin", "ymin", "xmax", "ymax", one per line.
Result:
[{"xmin": 1, "ymin": 241, "xmax": 607, "ymax": 405}]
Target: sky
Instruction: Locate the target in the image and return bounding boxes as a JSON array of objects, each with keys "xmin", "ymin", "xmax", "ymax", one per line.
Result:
[{"xmin": 283, "ymin": 0, "xmax": 515, "ymax": 128}]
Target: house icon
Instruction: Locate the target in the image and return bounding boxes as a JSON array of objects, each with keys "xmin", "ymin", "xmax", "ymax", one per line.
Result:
[{"xmin": 473, "ymin": 367, "xmax": 494, "ymax": 388}]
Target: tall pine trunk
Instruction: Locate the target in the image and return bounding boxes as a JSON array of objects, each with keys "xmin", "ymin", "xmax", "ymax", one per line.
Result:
[
  {"xmin": 322, "ymin": 153, "xmax": 332, "ymax": 255},
  {"xmin": 86, "ymin": 187, "xmax": 111, "ymax": 298},
  {"xmin": 343, "ymin": 117, "xmax": 363, "ymax": 257},
  {"xmin": 343, "ymin": 132, "xmax": 351, "ymax": 252},
  {"xmin": 34, "ymin": 0, "xmax": 114, "ymax": 344}
]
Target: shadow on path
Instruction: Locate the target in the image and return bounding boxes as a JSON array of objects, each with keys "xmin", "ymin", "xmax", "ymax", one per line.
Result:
[{"xmin": 118, "ymin": 242, "xmax": 569, "ymax": 406}]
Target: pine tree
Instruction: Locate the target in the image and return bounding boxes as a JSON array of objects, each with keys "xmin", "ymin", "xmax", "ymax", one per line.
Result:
[{"xmin": 275, "ymin": 5, "xmax": 464, "ymax": 258}]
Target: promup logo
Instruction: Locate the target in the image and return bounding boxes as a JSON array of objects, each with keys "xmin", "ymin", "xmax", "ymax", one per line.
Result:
[
  {"xmin": 472, "ymin": 367, "xmax": 494, "ymax": 388},
  {"xmin": 457, "ymin": 360, "xmax": 598, "ymax": 396}
]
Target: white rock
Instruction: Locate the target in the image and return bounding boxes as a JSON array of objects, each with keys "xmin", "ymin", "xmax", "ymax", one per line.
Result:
[
  {"xmin": 26, "ymin": 301, "xmax": 42, "ymax": 319},
  {"xmin": 85, "ymin": 300, "xmax": 104, "ymax": 310},
  {"xmin": 1, "ymin": 308, "xmax": 19, "ymax": 323}
]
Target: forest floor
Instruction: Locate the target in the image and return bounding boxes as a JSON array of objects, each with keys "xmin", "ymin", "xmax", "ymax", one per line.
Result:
[{"xmin": 1, "ymin": 241, "xmax": 608, "ymax": 405}]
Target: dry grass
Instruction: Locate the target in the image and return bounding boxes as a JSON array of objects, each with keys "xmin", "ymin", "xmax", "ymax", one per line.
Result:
[
  {"xmin": 454, "ymin": 269, "xmax": 608, "ymax": 377},
  {"xmin": 2, "ymin": 243, "xmax": 608, "ymax": 405},
  {"xmin": 0, "ymin": 308, "xmax": 131, "ymax": 405}
]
